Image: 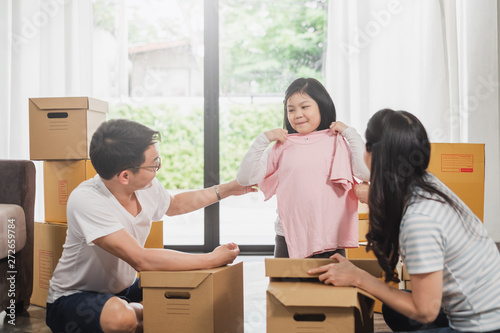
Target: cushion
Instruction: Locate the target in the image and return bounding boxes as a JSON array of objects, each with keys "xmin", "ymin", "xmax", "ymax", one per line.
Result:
[{"xmin": 0, "ymin": 204, "xmax": 26, "ymax": 260}]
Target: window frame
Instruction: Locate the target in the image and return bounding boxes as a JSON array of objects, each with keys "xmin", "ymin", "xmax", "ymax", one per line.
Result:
[{"xmin": 165, "ymin": 0, "xmax": 274, "ymax": 255}]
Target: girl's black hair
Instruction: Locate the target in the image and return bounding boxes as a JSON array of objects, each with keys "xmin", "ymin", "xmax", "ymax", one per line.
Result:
[
  {"xmin": 365, "ymin": 109, "xmax": 463, "ymax": 282},
  {"xmin": 283, "ymin": 78, "xmax": 336, "ymax": 133},
  {"xmin": 90, "ymin": 119, "xmax": 161, "ymax": 180}
]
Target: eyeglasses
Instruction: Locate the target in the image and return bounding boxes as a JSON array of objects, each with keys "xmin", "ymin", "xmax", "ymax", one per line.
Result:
[{"xmin": 132, "ymin": 157, "xmax": 162, "ymax": 172}]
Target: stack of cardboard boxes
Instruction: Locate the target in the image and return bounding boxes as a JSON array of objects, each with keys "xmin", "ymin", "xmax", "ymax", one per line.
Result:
[
  {"xmin": 28, "ymin": 97, "xmax": 164, "ymax": 307},
  {"xmin": 29, "ymin": 97, "xmax": 108, "ymax": 306}
]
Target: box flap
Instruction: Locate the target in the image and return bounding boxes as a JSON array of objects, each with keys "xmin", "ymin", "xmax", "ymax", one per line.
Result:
[
  {"xmin": 268, "ymin": 281, "xmax": 373, "ymax": 308},
  {"xmin": 29, "ymin": 97, "xmax": 108, "ymax": 113},
  {"xmin": 265, "ymin": 258, "xmax": 383, "ymax": 279},
  {"xmin": 139, "ymin": 264, "xmax": 237, "ymax": 288},
  {"xmin": 87, "ymin": 97, "xmax": 109, "ymax": 113},
  {"xmin": 140, "ymin": 270, "xmax": 211, "ymax": 288}
]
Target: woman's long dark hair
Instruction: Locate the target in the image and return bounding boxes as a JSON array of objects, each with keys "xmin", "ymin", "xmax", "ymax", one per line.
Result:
[
  {"xmin": 365, "ymin": 109, "xmax": 462, "ymax": 282},
  {"xmin": 283, "ymin": 78, "xmax": 336, "ymax": 133}
]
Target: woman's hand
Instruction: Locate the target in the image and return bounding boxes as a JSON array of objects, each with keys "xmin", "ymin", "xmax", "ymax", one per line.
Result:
[
  {"xmin": 264, "ymin": 128, "xmax": 288, "ymax": 144},
  {"xmin": 307, "ymin": 253, "xmax": 362, "ymax": 287},
  {"xmin": 354, "ymin": 182, "xmax": 370, "ymax": 204},
  {"xmin": 330, "ymin": 121, "xmax": 348, "ymax": 135}
]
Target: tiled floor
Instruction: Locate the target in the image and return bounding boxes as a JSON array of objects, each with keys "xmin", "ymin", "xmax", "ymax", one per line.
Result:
[{"xmin": 1, "ymin": 255, "xmax": 392, "ymax": 333}]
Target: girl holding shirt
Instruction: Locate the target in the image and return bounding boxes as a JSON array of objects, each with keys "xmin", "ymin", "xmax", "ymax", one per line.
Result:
[
  {"xmin": 237, "ymin": 78, "xmax": 369, "ymax": 258},
  {"xmin": 309, "ymin": 109, "xmax": 500, "ymax": 332}
]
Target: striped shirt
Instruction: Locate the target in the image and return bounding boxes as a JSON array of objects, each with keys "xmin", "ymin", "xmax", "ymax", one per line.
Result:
[{"xmin": 400, "ymin": 173, "xmax": 500, "ymax": 332}]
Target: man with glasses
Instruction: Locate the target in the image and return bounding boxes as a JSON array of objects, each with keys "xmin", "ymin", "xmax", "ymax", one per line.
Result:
[{"xmin": 46, "ymin": 119, "xmax": 256, "ymax": 333}]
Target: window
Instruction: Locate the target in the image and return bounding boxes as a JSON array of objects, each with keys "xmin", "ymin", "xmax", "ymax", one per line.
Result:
[
  {"xmin": 219, "ymin": 0, "xmax": 328, "ymax": 251},
  {"xmin": 92, "ymin": 0, "xmax": 328, "ymax": 253}
]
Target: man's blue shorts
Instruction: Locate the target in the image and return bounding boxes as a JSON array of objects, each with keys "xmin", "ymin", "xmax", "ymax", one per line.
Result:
[{"xmin": 46, "ymin": 278, "xmax": 142, "ymax": 333}]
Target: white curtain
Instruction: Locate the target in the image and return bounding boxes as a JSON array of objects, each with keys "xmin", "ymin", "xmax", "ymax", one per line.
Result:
[
  {"xmin": 326, "ymin": 0, "xmax": 500, "ymax": 241},
  {"xmin": 0, "ymin": 0, "xmax": 94, "ymax": 219}
]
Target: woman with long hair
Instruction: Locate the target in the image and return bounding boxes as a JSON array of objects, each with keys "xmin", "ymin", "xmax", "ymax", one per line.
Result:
[{"xmin": 309, "ymin": 109, "xmax": 500, "ymax": 332}]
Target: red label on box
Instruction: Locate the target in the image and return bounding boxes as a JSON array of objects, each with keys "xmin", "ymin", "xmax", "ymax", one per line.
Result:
[
  {"xmin": 58, "ymin": 180, "xmax": 68, "ymax": 205},
  {"xmin": 441, "ymin": 154, "xmax": 473, "ymax": 173}
]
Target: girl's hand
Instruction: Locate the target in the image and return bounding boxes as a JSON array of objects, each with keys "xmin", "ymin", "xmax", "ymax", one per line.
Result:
[
  {"xmin": 307, "ymin": 253, "xmax": 362, "ymax": 287},
  {"xmin": 224, "ymin": 180, "xmax": 258, "ymax": 197},
  {"xmin": 354, "ymin": 182, "xmax": 370, "ymax": 204},
  {"xmin": 264, "ymin": 128, "xmax": 288, "ymax": 144},
  {"xmin": 330, "ymin": 121, "xmax": 348, "ymax": 135}
]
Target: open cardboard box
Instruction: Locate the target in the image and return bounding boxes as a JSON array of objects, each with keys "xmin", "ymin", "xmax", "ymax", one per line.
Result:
[
  {"xmin": 265, "ymin": 258, "xmax": 382, "ymax": 333},
  {"xmin": 140, "ymin": 262, "xmax": 244, "ymax": 333}
]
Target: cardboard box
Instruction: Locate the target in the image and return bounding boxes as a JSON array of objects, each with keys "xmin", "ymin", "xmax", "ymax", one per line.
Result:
[
  {"xmin": 355, "ymin": 143, "xmax": 485, "ymax": 222},
  {"xmin": 265, "ymin": 258, "xmax": 382, "ymax": 279},
  {"xmin": 29, "ymin": 97, "xmax": 108, "ymax": 160},
  {"xmin": 44, "ymin": 160, "xmax": 97, "ymax": 223},
  {"xmin": 144, "ymin": 220, "xmax": 163, "ymax": 249},
  {"xmin": 428, "ymin": 143, "xmax": 485, "ymax": 221},
  {"xmin": 346, "ymin": 244, "xmax": 376, "ymax": 260},
  {"xmin": 401, "ymin": 264, "xmax": 411, "ymax": 290},
  {"xmin": 32, "ymin": 221, "xmax": 164, "ymax": 307},
  {"xmin": 358, "ymin": 219, "xmax": 369, "ymax": 242},
  {"xmin": 358, "ymin": 202, "xmax": 369, "ymax": 220},
  {"xmin": 32, "ymin": 222, "xmax": 67, "ymax": 307},
  {"xmin": 265, "ymin": 258, "xmax": 381, "ymax": 333},
  {"xmin": 140, "ymin": 262, "xmax": 244, "ymax": 333},
  {"xmin": 147, "ymin": 221, "xmax": 163, "ymax": 247}
]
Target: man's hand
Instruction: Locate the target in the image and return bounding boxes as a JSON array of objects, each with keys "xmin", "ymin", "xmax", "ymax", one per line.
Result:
[
  {"xmin": 223, "ymin": 179, "xmax": 258, "ymax": 197},
  {"xmin": 209, "ymin": 242, "xmax": 240, "ymax": 267}
]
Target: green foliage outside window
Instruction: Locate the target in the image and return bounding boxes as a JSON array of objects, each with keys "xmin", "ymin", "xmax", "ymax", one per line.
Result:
[
  {"xmin": 93, "ymin": 0, "xmax": 327, "ymax": 96},
  {"xmin": 220, "ymin": 0, "xmax": 328, "ymax": 95}
]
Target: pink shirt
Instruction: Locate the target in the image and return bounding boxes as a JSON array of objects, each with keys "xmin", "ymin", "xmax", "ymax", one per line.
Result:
[{"xmin": 258, "ymin": 129, "xmax": 359, "ymax": 258}]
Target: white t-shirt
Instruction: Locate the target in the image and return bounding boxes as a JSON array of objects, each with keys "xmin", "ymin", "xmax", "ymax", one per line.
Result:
[{"xmin": 47, "ymin": 175, "xmax": 170, "ymax": 303}]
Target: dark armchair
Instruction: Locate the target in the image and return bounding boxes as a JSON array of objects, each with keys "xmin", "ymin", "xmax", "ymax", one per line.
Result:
[{"xmin": 0, "ymin": 160, "xmax": 36, "ymax": 313}]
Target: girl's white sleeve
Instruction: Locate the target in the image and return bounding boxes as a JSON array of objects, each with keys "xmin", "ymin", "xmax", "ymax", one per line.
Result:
[
  {"xmin": 341, "ymin": 127, "xmax": 370, "ymax": 182},
  {"xmin": 237, "ymin": 132, "xmax": 272, "ymax": 186}
]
